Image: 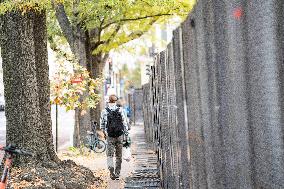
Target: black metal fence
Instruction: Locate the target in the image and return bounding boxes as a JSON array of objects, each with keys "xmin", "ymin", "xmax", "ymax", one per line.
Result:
[
  {"xmin": 143, "ymin": 1, "xmax": 284, "ymax": 188},
  {"xmin": 129, "ymin": 88, "xmax": 144, "ymax": 125}
]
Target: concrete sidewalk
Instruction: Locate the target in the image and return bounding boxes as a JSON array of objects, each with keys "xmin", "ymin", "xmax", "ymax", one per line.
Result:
[
  {"xmin": 37, "ymin": 123, "xmax": 158, "ymax": 189},
  {"xmin": 123, "ymin": 123, "xmax": 160, "ymax": 189}
]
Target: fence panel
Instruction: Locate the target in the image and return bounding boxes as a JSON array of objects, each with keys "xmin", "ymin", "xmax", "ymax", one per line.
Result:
[
  {"xmin": 246, "ymin": 1, "xmax": 284, "ymax": 187},
  {"xmin": 172, "ymin": 26, "xmax": 191, "ymax": 189},
  {"xmin": 142, "ymin": 0, "xmax": 284, "ymax": 188}
]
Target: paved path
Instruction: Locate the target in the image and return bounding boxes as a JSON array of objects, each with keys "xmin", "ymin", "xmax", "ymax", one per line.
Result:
[
  {"xmin": 124, "ymin": 124, "xmax": 160, "ymax": 189},
  {"xmin": 1, "ymin": 114, "xmax": 160, "ymax": 188},
  {"xmin": 65, "ymin": 123, "xmax": 160, "ymax": 189}
]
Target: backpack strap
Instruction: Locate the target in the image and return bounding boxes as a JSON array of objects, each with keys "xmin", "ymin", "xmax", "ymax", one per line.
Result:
[
  {"xmin": 106, "ymin": 107, "xmax": 121, "ymax": 115},
  {"xmin": 106, "ymin": 107, "xmax": 111, "ymax": 113}
]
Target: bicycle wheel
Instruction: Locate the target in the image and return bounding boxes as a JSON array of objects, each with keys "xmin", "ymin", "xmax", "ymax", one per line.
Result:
[
  {"xmin": 86, "ymin": 135, "xmax": 93, "ymax": 150},
  {"xmin": 93, "ymin": 139, "xmax": 106, "ymax": 153}
]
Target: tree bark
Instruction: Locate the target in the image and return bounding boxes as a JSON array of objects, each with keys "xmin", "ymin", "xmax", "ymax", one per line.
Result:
[
  {"xmin": 0, "ymin": 11, "xmax": 58, "ymax": 165},
  {"xmin": 89, "ymin": 53, "xmax": 105, "ymax": 127},
  {"xmin": 55, "ymin": 5, "xmax": 93, "ymax": 147},
  {"xmin": 72, "ymin": 29, "xmax": 91, "ymax": 147},
  {"xmin": 33, "ymin": 12, "xmax": 59, "ymax": 162},
  {"xmin": 54, "ymin": 4, "xmax": 112, "ymax": 142}
]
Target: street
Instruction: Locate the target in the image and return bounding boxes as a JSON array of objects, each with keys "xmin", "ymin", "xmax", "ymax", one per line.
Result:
[
  {"xmin": 0, "ymin": 111, "xmax": 5, "ymax": 146},
  {"xmin": 0, "ymin": 111, "xmax": 5, "ymax": 160},
  {"xmin": 50, "ymin": 105, "xmax": 75, "ymax": 151},
  {"xmin": 0, "ymin": 105, "xmax": 75, "ymax": 160}
]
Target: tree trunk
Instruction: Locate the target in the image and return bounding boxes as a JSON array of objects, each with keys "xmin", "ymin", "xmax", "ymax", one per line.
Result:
[
  {"xmin": 72, "ymin": 29, "xmax": 91, "ymax": 147},
  {"xmin": 33, "ymin": 12, "xmax": 59, "ymax": 162},
  {"xmin": 0, "ymin": 11, "xmax": 58, "ymax": 165},
  {"xmin": 70, "ymin": 32, "xmax": 106, "ymax": 138},
  {"xmin": 89, "ymin": 53, "xmax": 105, "ymax": 127},
  {"xmin": 54, "ymin": 6, "xmax": 104, "ymax": 144}
]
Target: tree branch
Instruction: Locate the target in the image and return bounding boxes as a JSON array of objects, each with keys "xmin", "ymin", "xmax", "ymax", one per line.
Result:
[
  {"xmin": 102, "ymin": 13, "xmax": 172, "ymax": 30},
  {"xmin": 113, "ymin": 18, "xmax": 157, "ymax": 47},
  {"xmin": 48, "ymin": 36, "xmax": 70, "ymax": 61},
  {"xmin": 90, "ymin": 23, "xmax": 121, "ymax": 52},
  {"xmin": 52, "ymin": 1, "xmax": 75, "ymax": 52},
  {"xmin": 89, "ymin": 17, "xmax": 106, "ymax": 51},
  {"xmin": 91, "ymin": 40, "xmax": 105, "ymax": 51},
  {"xmin": 98, "ymin": 17, "xmax": 105, "ymax": 41},
  {"xmin": 102, "ymin": 53, "xmax": 109, "ymax": 64},
  {"xmin": 105, "ymin": 24, "xmax": 121, "ymax": 45},
  {"xmin": 92, "ymin": 17, "xmax": 157, "ymax": 55}
]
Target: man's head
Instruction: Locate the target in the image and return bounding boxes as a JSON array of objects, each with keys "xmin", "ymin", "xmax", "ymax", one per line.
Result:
[
  {"xmin": 109, "ymin": 94, "xmax": 118, "ymax": 103},
  {"xmin": 116, "ymin": 97, "xmax": 124, "ymax": 107}
]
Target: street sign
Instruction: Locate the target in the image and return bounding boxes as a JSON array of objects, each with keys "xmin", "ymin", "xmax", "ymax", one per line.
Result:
[{"xmin": 71, "ymin": 76, "xmax": 83, "ymax": 84}]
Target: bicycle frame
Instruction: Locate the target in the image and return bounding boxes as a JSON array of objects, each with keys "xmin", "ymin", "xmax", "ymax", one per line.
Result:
[
  {"xmin": 0, "ymin": 147, "xmax": 12, "ymax": 189},
  {"xmin": 0, "ymin": 145, "xmax": 33, "ymax": 189},
  {"xmin": 87, "ymin": 122, "xmax": 106, "ymax": 153},
  {"xmin": 87, "ymin": 132, "xmax": 99, "ymax": 145},
  {"xmin": 89, "ymin": 122, "xmax": 101, "ymax": 144}
]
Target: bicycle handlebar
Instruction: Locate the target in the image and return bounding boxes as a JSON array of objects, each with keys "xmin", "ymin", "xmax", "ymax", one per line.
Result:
[
  {"xmin": 0, "ymin": 144, "xmax": 34, "ymax": 156},
  {"xmin": 92, "ymin": 122, "xmax": 98, "ymax": 132}
]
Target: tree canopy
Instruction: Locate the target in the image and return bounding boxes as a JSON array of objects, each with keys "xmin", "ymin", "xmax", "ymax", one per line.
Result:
[
  {"xmin": 48, "ymin": 0, "xmax": 195, "ymax": 55},
  {"xmin": 1, "ymin": 0, "xmax": 196, "ymax": 56}
]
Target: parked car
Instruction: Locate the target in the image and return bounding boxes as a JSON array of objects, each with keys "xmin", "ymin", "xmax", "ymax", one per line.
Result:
[{"xmin": 0, "ymin": 96, "xmax": 5, "ymax": 111}]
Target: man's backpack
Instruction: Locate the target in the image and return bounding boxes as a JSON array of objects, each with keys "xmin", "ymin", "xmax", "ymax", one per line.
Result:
[{"xmin": 106, "ymin": 107, "xmax": 124, "ymax": 137}]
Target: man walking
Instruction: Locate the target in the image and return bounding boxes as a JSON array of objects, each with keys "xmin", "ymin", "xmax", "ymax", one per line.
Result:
[{"xmin": 100, "ymin": 94, "xmax": 129, "ymax": 180}]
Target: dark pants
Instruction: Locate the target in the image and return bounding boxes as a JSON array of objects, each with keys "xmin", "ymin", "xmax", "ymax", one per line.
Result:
[{"xmin": 106, "ymin": 135, "xmax": 123, "ymax": 175}]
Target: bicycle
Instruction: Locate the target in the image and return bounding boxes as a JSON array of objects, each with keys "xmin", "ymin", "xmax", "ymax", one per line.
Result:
[
  {"xmin": 0, "ymin": 144, "xmax": 33, "ymax": 189},
  {"xmin": 86, "ymin": 122, "xmax": 106, "ymax": 153}
]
